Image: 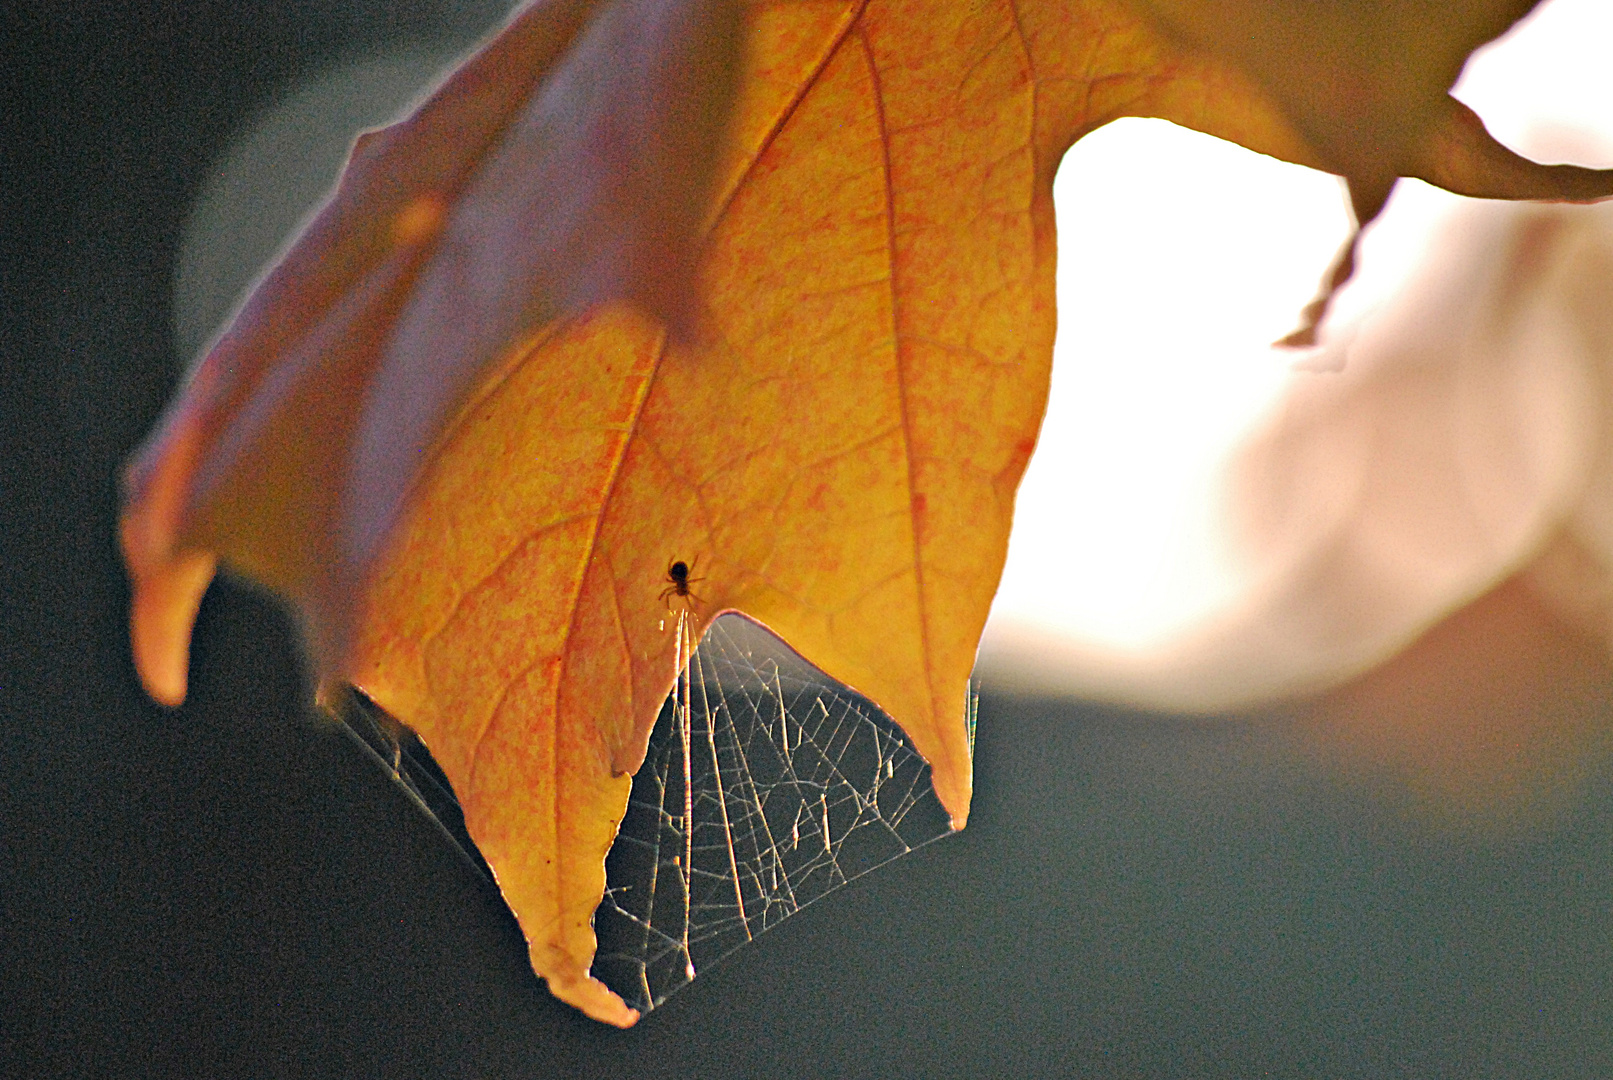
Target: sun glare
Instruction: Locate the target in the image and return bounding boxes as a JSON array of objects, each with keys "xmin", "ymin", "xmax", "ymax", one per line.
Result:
[
  {"xmin": 990, "ymin": 118, "xmax": 1351, "ymax": 651},
  {"xmin": 981, "ymin": 0, "xmax": 1613, "ymax": 692}
]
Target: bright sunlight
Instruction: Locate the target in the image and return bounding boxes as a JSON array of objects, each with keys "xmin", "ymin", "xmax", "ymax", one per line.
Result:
[{"xmin": 980, "ymin": 0, "xmax": 1613, "ymax": 703}]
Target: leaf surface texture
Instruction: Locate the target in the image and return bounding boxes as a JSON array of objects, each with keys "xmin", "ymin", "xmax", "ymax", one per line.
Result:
[{"xmin": 121, "ymin": 0, "xmax": 1613, "ymax": 1024}]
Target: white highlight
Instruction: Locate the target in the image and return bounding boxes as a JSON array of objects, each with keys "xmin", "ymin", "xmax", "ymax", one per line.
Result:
[{"xmin": 980, "ymin": 0, "xmax": 1613, "ymax": 706}]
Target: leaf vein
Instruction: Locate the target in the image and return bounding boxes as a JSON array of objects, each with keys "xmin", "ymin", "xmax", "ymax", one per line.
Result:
[{"xmin": 854, "ymin": 19, "xmax": 937, "ymax": 721}]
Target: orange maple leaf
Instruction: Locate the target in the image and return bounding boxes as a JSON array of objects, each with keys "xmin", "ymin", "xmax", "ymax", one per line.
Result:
[{"xmin": 120, "ymin": 0, "xmax": 1613, "ymax": 1025}]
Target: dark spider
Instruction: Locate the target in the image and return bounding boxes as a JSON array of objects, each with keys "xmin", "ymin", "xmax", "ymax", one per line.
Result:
[{"xmin": 659, "ymin": 558, "xmax": 704, "ymax": 608}]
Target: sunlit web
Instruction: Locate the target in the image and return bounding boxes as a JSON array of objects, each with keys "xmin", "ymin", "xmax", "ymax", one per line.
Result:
[
  {"xmin": 593, "ymin": 612, "xmax": 973, "ymax": 1014},
  {"xmin": 333, "ymin": 612, "xmax": 972, "ymax": 1017}
]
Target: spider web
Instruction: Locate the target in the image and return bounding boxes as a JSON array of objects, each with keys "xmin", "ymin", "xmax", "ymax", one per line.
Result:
[
  {"xmin": 331, "ymin": 612, "xmax": 972, "ymax": 1018},
  {"xmin": 591, "ymin": 612, "xmax": 973, "ymax": 1015}
]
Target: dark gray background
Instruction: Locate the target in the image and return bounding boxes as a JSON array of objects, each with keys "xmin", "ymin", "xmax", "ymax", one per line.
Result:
[{"xmin": 5, "ymin": 2, "xmax": 1613, "ymax": 1076}]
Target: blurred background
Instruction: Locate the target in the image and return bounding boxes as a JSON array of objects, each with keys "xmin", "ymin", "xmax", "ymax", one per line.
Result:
[{"xmin": 6, "ymin": 0, "xmax": 1613, "ymax": 1076}]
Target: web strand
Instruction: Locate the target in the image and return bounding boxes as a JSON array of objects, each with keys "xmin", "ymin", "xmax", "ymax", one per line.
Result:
[
  {"xmin": 328, "ymin": 615, "xmax": 972, "ymax": 1020},
  {"xmin": 591, "ymin": 613, "xmax": 970, "ymax": 1015}
]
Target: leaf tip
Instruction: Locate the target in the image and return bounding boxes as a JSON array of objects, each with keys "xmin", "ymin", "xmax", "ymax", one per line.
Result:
[
  {"xmin": 124, "ymin": 545, "xmax": 216, "ymax": 707},
  {"xmin": 120, "ymin": 404, "xmax": 218, "ymax": 705},
  {"xmin": 931, "ymin": 761, "xmax": 972, "ymax": 833},
  {"xmin": 1274, "ymin": 326, "xmax": 1319, "ymax": 350},
  {"xmin": 549, "ymin": 971, "xmax": 640, "ymax": 1028}
]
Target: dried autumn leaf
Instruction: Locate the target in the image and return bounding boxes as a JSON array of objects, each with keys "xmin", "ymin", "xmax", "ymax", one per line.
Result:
[{"xmin": 122, "ymin": 0, "xmax": 1613, "ymax": 1025}]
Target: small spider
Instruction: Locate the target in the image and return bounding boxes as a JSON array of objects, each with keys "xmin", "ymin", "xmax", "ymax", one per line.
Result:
[{"xmin": 659, "ymin": 558, "xmax": 704, "ymax": 609}]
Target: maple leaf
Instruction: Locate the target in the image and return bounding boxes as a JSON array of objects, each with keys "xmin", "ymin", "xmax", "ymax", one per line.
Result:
[{"xmin": 121, "ymin": 0, "xmax": 1613, "ymax": 1025}]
